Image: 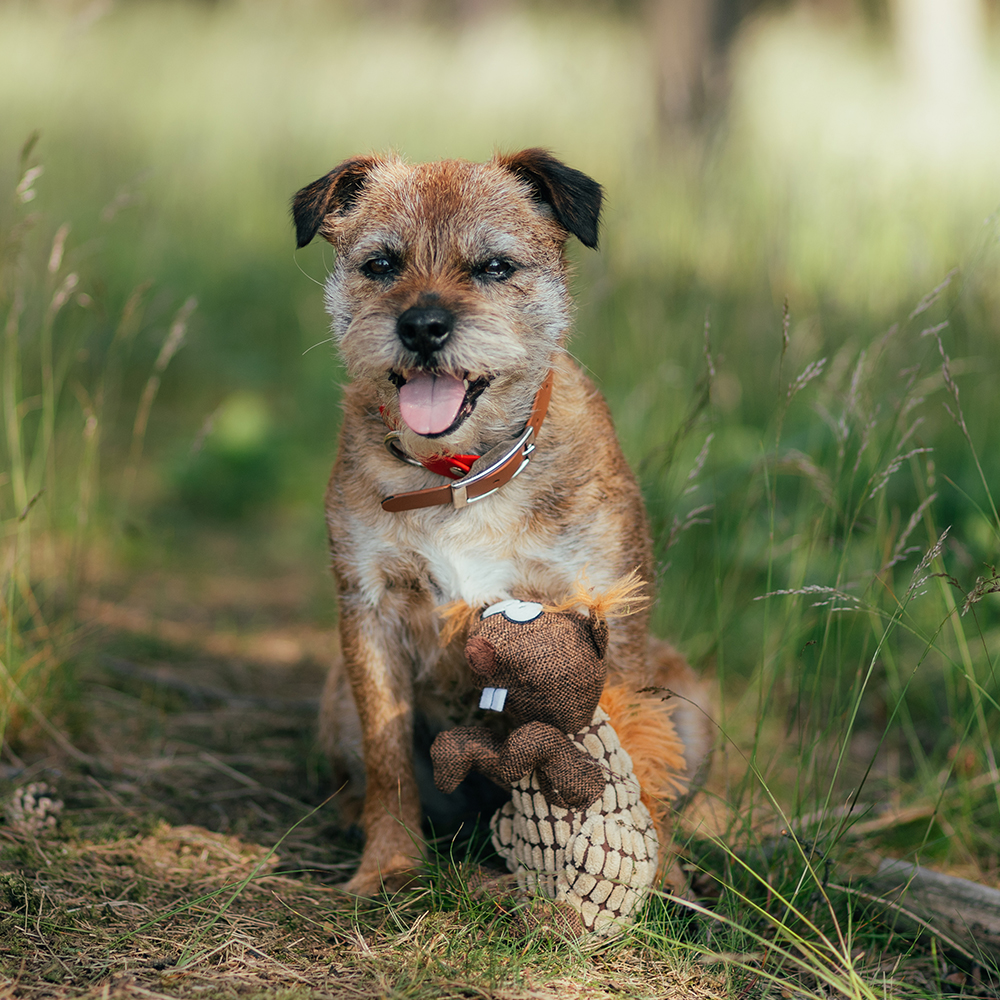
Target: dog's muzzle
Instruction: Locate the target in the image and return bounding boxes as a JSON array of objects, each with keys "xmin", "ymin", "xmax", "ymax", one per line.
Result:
[
  {"xmin": 380, "ymin": 369, "xmax": 554, "ymax": 513},
  {"xmin": 396, "ymin": 305, "xmax": 454, "ymax": 361}
]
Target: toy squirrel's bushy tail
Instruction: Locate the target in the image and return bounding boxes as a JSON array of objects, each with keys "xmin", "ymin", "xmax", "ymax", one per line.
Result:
[{"xmin": 600, "ymin": 683, "xmax": 689, "ymax": 836}]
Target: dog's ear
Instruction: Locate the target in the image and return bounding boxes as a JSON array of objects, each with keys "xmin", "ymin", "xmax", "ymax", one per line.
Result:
[
  {"xmin": 496, "ymin": 148, "xmax": 603, "ymax": 249},
  {"xmin": 291, "ymin": 156, "xmax": 379, "ymax": 248}
]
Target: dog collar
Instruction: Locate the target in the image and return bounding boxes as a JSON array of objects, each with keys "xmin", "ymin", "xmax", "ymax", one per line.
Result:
[
  {"xmin": 379, "ymin": 370, "xmax": 554, "ymax": 513},
  {"xmin": 381, "ymin": 432, "xmax": 480, "ymax": 481}
]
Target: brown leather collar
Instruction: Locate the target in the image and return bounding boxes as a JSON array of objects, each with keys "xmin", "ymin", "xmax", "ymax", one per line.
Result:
[{"xmin": 380, "ymin": 370, "xmax": 554, "ymax": 513}]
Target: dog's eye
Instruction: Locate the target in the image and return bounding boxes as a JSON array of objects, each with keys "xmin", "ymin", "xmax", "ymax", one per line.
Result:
[
  {"xmin": 478, "ymin": 258, "xmax": 514, "ymax": 281},
  {"xmin": 362, "ymin": 257, "xmax": 396, "ymax": 279}
]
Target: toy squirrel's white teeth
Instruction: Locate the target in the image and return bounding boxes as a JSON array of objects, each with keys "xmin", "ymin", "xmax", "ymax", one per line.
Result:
[{"xmin": 478, "ymin": 687, "xmax": 508, "ymax": 712}]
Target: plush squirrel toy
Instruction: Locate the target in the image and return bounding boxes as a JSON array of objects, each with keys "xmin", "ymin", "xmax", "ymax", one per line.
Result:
[{"xmin": 431, "ymin": 580, "xmax": 684, "ymax": 938}]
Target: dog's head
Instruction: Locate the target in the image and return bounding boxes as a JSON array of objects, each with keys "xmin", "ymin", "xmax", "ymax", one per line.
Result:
[{"xmin": 292, "ymin": 150, "xmax": 602, "ymax": 455}]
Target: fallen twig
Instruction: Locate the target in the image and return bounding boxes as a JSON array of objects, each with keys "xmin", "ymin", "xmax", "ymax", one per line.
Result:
[{"xmin": 862, "ymin": 858, "xmax": 1000, "ymax": 960}]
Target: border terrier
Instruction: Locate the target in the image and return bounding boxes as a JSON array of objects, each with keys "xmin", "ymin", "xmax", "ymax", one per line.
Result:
[{"xmin": 292, "ymin": 150, "xmax": 712, "ymax": 895}]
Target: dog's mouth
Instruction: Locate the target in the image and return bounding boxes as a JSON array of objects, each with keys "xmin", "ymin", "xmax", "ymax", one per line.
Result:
[
  {"xmin": 388, "ymin": 370, "xmax": 492, "ymax": 438},
  {"xmin": 478, "ymin": 687, "xmax": 508, "ymax": 712}
]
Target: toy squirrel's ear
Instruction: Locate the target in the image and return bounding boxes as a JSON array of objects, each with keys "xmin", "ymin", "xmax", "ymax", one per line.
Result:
[
  {"xmin": 588, "ymin": 613, "xmax": 610, "ymax": 660},
  {"xmin": 291, "ymin": 155, "xmax": 379, "ymax": 248},
  {"xmin": 495, "ymin": 148, "xmax": 603, "ymax": 249}
]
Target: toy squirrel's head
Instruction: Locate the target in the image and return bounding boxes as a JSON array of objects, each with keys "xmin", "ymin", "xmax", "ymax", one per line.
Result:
[{"xmin": 465, "ymin": 600, "xmax": 610, "ymax": 735}]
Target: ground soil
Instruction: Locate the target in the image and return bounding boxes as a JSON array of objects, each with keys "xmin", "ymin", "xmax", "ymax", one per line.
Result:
[{"xmin": 2, "ymin": 525, "xmax": 997, "ymax": 999}]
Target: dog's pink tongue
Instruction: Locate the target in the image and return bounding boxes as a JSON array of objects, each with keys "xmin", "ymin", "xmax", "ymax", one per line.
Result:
[{"xmin": 398, "ymin": 373, "xmax": 466, "ymax": 436}]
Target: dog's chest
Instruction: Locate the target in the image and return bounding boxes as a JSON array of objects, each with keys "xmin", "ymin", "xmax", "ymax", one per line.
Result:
[
  {"xmin": 347, "ymin": 484, "xmax": 591, "ymax": 609},
  {"xmin": 408, "ymin": 507, "xmax": 536, "ymax": 606},
  {"xmin": 357, "ymin": 494, "xmax": 553, "ymax": 607},
  {"xmin": 422, "ymin": 538, "xmax": 515, "ymax": 607}
]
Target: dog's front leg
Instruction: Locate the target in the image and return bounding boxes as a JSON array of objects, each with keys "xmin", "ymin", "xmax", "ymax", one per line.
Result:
[{"xmin": 338, "ymin": 594, "xmax": 423, "ymax": 896}]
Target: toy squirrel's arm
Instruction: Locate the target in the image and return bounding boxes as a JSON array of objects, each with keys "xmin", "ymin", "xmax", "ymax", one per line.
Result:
[
  {"xmin": 498, "ymin": 721, "xmax": 605, "ymax": 810},
  {"xmin": 430, "ymin": 727, "xmax": 506, "ymax": 793}
]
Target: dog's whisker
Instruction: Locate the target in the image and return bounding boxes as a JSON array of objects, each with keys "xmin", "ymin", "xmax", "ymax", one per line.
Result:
[
  {"xmin": 290, "ymin": 250, "xmax": 326, "ymax": 287},
  {"xmin": 560, "ymin": 344, "xmax": 602, "ymax": 383},
  {"xmin": 302, "ymin": 337, "xmax": 335, "ymax": 356}
]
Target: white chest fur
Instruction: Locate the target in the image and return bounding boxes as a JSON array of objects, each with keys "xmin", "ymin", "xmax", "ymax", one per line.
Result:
[
  {"xmin": 405, "ymin": 496, "xmax": 589, "ymax": 608},
  {"xmin": 345, "ymin": 481, "xmax": 602, "ymax": 617},
  {"xmin": 418, "ymin": 529, "xmax": 520, "ymax": 606}
]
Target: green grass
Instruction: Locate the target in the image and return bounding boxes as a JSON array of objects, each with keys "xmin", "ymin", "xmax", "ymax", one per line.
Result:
[{"xmin": 2, "ymin": 1, "xmax": 1000, "ymax": 997}]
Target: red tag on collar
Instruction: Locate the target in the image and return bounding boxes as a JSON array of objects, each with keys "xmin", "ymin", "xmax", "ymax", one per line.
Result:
[
  {"xmin": 379, "ymin": 406, "xmax": 479, "ymax": 480},
  {"xmin": 420, "ymin": 453, "xmax": 480, "ymax": 480}
]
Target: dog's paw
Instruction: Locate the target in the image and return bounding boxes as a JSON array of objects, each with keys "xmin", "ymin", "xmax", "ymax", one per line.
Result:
[{"xmin": 340, "ymin": 853, "xmax": 421, "ymax": 897}]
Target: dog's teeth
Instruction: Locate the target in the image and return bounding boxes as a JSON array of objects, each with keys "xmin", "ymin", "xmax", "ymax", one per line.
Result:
[
  {"xmin": 463, "ymin": 378, "xmax": 470, "ymax": 390},
  {"xmin": 479, "ymin": 688, "xmax": 495, "ymax": 710}
]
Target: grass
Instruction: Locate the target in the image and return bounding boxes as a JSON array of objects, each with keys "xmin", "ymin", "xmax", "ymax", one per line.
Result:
[
  {"xmin": 0, "ymin": 813, "xmax": 730, "ymax": 998},
  {"xmin": 2, "ymin": 1, "xmax": 1000, "ymax": 997},
  {"xmin": 0, "ymin": 129, "xmax": 198, "ymax": 753},
  {"xmin": 2, "ymin": 133, "xmax": 98, "ymax": 749}
]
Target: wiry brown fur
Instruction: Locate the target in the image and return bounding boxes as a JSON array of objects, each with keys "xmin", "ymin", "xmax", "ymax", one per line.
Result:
[{"xmin": 296, "ymin": 150, "xmax": 712, "ymax": 895}]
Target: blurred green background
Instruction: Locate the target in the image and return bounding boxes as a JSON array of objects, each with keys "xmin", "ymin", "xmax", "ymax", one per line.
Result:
[{"xmin": 2, "ymin": 0, "xmax": 1000, "ymax": 819}]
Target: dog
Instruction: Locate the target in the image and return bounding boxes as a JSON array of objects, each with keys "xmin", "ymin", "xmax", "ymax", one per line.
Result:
[{"xmin": 291, "ymin": 149, "xmax": 712, "ymax": 895}]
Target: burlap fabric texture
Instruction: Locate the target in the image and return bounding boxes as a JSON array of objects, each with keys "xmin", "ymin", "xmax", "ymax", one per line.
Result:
[
  {"xmin": 430, "ymin": 600, "xmax": 659, "ymax": 938},
  {"xmin": 492, "ymin": 705, "xmax": 660, "ymax": 937}
]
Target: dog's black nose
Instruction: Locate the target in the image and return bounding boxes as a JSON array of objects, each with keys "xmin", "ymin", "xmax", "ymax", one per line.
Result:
[{"xmin": 397, "ymin": 306, "xmax": 454, "ymax": 359}]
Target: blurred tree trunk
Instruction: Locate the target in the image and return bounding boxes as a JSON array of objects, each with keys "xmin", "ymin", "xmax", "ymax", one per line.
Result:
[
  {"xmin": 646, "ymin": 0, "xmax": 716, "ymax": 130},
  {"xmin": 893, "ymin": 0, "xmax": 987, "ymax": 103},
  {"xmin": 645, "ymin": 0, "xmax": 889, "ymax": 138}
]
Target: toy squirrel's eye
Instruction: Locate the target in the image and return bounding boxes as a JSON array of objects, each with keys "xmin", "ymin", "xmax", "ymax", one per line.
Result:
[
  {"xmin": 504, "ymin": 601, "xmax": 543, "ymax": 622},
  {"xmin": 482, "ymin": 599, "xmax": 517, "ymax": 619},
  {"xmin": 481, "ymin": 599, "xmax": 543, "ymax": 623}
]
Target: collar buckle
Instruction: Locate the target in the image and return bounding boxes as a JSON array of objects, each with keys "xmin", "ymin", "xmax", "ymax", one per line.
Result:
[
  {"xmin": 383, "ymin": 431, "xmax": 426, "ymax": 468},
  {"xmin": 449, "ymin": 426, "xmax": 536, "ymax": 509}
]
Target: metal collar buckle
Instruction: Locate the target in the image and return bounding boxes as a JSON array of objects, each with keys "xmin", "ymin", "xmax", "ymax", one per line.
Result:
[
  {"xmin": 383, "ymin": 431, "xmax": 426, "ymax": 468},
  {"xmin": 449, "ymin": 426, "xmax": 536, "ymax": 509}
]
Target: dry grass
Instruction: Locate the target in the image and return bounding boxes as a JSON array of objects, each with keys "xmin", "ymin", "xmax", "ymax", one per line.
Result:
[
  {"xmin": 2, "ymin": 547, "xmax": 998, "ymax": 999},
  {"xmin": 0, "ymin": 791, "xmax": 726, "ymax": 1000},
  {"xmin": 0, "ymin": 547, "xmax": 732, "ymax": 999}
]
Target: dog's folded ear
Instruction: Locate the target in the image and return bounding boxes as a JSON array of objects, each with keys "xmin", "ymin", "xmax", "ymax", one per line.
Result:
[
  {"xmin": 495, "ymin": 148, "xmax": 603, "ymax": 249},
  {"xmin": 291, "ymin": 156, "xmax": 379, "ymax": 248}
]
